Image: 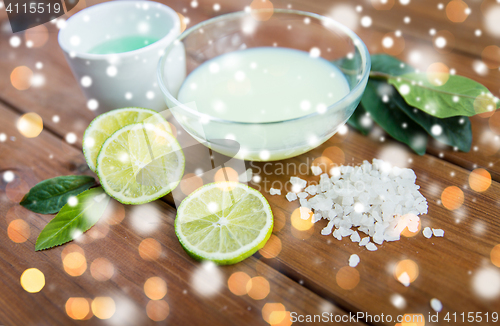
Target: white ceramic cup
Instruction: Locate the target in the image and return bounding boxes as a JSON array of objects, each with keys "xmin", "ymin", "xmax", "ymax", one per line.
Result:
[{"xmin": 58, "ymin": 1, "xmax": 181, "ymax": 113}]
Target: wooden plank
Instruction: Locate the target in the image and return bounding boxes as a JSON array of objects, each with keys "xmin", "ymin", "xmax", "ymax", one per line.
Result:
[
  {"xmin": 245, "ymin": 128, "xmax": 500, "ymax": 325},
  {"xmin": 0, "ymin": 104, "xmax": 364, "ymax": 325},
  {"xmin": 1, "ymin": 0, "xmax": 500, "ymax": 183}
]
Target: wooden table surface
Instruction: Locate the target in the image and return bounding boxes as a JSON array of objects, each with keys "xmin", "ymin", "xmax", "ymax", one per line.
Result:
[{"xmin": 1, "ymin": 0, "xmax": 500, "ymax": 325}]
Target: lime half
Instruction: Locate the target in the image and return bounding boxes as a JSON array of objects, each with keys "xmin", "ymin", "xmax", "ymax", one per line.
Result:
[
  {"xmin": 83, "ymin": 107, "xmax": 171, "ymax": 172},
  {"xmin": 175, "ymin": 182, "xmax": 273, "ymax": 265},
  {"xmin": 96, "ymin": 122, "xmax": 184, "ymax": 204}
]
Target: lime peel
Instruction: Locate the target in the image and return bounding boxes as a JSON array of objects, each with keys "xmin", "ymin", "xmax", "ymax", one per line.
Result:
[{"xmin": 175, "ymin": 182, "xmax": 273, "ymax": 265}]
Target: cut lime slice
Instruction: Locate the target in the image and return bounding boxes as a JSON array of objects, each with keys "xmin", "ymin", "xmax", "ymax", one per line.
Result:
[
  {"xmin": 96, "ymin": 122, "xmax": 184, "ymax": 204},
  {"xmin": 83, "ymin": 107, "xmax": 171, "ymax": 172},
  {"xmin": 175, "ymin": 182, "xmax": 273, "ymax": 265}
]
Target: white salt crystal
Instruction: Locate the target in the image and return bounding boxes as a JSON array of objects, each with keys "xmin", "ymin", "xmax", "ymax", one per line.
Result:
[
  {"xmin": 359, "ymin": 236, "xmax": 370, "ymax": 246},
  {"xmin": 286, "ymin": 192, "xmax": 297, "ymax": 202},
  {"xmin": 332, "ymin": 229, "xmax": 342, "ymax": 241},
  {"xmin": 373, "ymin": 232, "xmax": 385, "ymax": 245},
  {"xmin": 297, "ymin": 192, "xmax": 308, "ymax": 199},
  {"xmin": 284, "ymin": 159, "xmax": 428, "ymax": 253},
  {"xmin": 311, "ymin": 165, "xmax": 323, "ymax": 176},
  {"xmin": 305, "ymin": 185, "xmax": 318, "ymax": 195},
  {"xmin": 329, "ymin": 167, "xmax": 341, "ymax": 177},
  {"xmin": 290, "ymin": 176, "xmax": 307, "ymax": 191},
  {"xmin": 423, "ymin": 227, "xmax": 433, "ymax": 239},
  {"xmin": 299, "ymin": 207, "xmax": 311, "ymax": 220},
  {"xmin": 432, "ymin": 228, "xmax": 444, "ymax": 237},
  {"xmin": 430, "ymin": 298, "xmax": 443, "ymax": 312},
  {"xmin": 312, "ymin": 213, "xmax": 323, "ymax": 224},
  {"xmin": 366, "ymin": 242, "xmax": 378, "ymax": 251},
  {"xmin": 270, "ymin": 188, "xmax": 281, "ymax": 195},
  {"xmin": 339, "ymin": 227, "xmax": 353, "ymax": 237},
  {"xmin": 321, "ymin": 220, "xmax": 335, "ymax": 235},
  {"xmin": 350, "ymin": 231, "xmax": 361, "ymax": 243},
  {"xmin": 299, "ymin": 198, "xmax": 309, "ymax": 208},
  {"xmin": 349, "ymin": 254, "xmax": 360, "ymax": 267}
]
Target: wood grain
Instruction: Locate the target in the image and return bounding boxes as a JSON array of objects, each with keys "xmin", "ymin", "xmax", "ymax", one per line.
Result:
[
  {"xmin": 1, "ymin": 0, "xmax": 500, "ymax": 325},
  {"xmin": 246, "ymin": 128, "xmax": 500, "ymax": 325},
  {"xmin": 1, "ymin": 0, "xmax": 499, "ymax": 182},
  {"xmin": 0, "ymin": 104, "xmax": 364, "ymax": 325}
]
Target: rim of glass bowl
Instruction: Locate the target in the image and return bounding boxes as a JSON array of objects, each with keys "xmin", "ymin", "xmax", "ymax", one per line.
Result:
[{"xmin": 157, "ymin": 9, "xmax": 371, "ymax": 126}]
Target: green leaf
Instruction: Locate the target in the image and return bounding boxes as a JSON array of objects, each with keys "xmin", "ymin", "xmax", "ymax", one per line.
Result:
[
  {"xmin": 347, "ymin": 104, "xmax": 373, "ymax": 136},
  {"xmin": 35, "ymin": 187, "xmax": 110, "ymax": 251},
  {"xmin": 20, "ymin": 175, "xmax": 96, "ymax": 214},
  {"xmin": 361, "ymin": 80, "xmax": 428, "ymax": 155},
  {"xmin": 388, "ymin": 73, "xmax": 499, "ymax": 118},
  {"xmin": 370, "ymin": 54, "xmax": 415, "ymax": 76},
  {"xmin": 391, "ymin": 90, "xmax": 472, "ymax": 152}
]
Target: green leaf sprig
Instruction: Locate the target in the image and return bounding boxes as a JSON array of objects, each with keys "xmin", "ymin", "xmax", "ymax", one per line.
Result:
[
  {"xmin": 20, "ymin": 175, "xmax": 110, "ymax": 250},
  {"xmin": 348, "ymin": 54, "xmax": 499, "ymax": 154},
  {"xmin": 20, "ymin": 175, "xmax": 95, "ymax": 214}
]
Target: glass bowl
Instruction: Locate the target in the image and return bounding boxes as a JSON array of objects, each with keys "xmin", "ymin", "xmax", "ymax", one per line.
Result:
[{"xmin": 158, "ymin": 9, "xmax": 370, "ymax": 161}]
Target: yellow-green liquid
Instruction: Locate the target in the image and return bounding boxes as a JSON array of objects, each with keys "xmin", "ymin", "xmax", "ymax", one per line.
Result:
[{"xmin": 88, "ymin": 36, "xmax": 159, "ymax": 54}]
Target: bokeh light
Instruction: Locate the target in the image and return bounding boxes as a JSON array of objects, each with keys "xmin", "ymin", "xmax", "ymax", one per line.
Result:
[
  {"xmin": 491, "ymin": 244, "xmax": 500, "ymax": 268},
  {"xmin": 401, "ymin": 214, "xmax": 421, "ymax": 237},
  {"xmin": 394, "ymin": 259, "xmax": 419, "ymax": 284},
  {"xmin": 24, "ymin": 25, "xmax": 49, "ymax": 48},
  {"xmin": 87, "ymin": 222, "xmax": 109, "ymax": 239},
  {"xmin": 273, "ymin": 210, "xmax": 286, "ymax": 232},
  {"xmin": 214, "ymin": 167, "xmax": 239, "ymax": 183},
  {"xmin": 20, "ymin": 268, "xmax": 45, "ymax": 293},
  {"xmin": 180, "ymin": 173, "xmax": 204, "ymax": 196},
  {"xmin": 247, "ymin": 276, "xmax": 270, "ymax": 300},
  {"xmin": 66, "ymin": 297, "xmax": 92, "ymax": 320},
  {"xmin": 322, "ymin": 146, "xmax": 345, "ymax": 165},
  {"xmin": 259, "ymin": 235, "xmax": 282, "ymax": 258},
  {"xmin": 262, "ymin": 303, "xmax": 285, "ymax": 324},
  {"xmin": 433, "ymin": 30, "xmax": 455, "ymax": 53},
  {"xmin": 6, "ymin": 177, "xmax": 30, "ymax": 202},
  {"xmin": 191, "ymin": 261, "xmax": 223, "ymax": 297},
  {"xmin": 102, "ymin": 201, "xmax": 126, "ymax": 225},
  {"xmin": 472, "ymin": 267, "xmax": 500, "ymax": 299},
  {"xmin": 291, "ymin": 207, "xmax": 313, "ymax": 231},
  {"xmin": 228, "ymin": 271, "xmax": 251, "ymax": 296},
  {"xmin": 16, "ymin": 112, "xmax": 43, "ymax": 138},
  {"xmin": 144, "ymin": 277, "xmax": 167, "ymax": 300},
  {"xmin": 441, "ymin": 186, "xmax": 464, "ymax": 210},
  {"xmin": 11, "ymin": 66, "xmax": 33, "ymax": 90},
  {"xmin": 62, "ymin": 246, "xmax": 87, "ymax": 277},
  {"xmin": 90, "ymin": 258, "xmax": 114, "ymax": 281},
  {"xmin": 177, "ymin": 13, "xmax": 187, "ymax": 33},
  {"xmin": 481, "ymin": 45, "xmax": 500, "ymax": 69},
  {"xmin": 446, "ymin": 0, "xmax": 469, "ymax": 23},
  {"xmin": 92, "ymin": 297, "xmax": 116, "ymax": 319},
  {"xmin": 426, "ymin": 62, "xmax": 450, "ymax": 86},
  {"xmin": 371, "ymin": 0, "xmax": 394, "ymax": 10},
  {"xmin": 489, "ymin": 110, "xmax": 500, "ymax": 133},
  {"xmin": 468, "ymin": 168, "xmax": 491, "ymax": 192},
  {"xmin": 382, "ymin": 32, "xmax": 405, "ymax": 56},
  {"xmin": 312, "ymin": 156, "xmax": 333, "ymax": 175},
  {"xmin": 146, "ymin": 300, "xmax": 170, "ymax": 321},
  {"xmin": 475, "ymin": 94, "xmax": 497, "ymax": 117},
  {"xmin": 139, "ymin": 238, "xmax": 162, "ymax": 261},
  {"xmin": 8, "ymin": 219, "xmax": 30, "ymax": 243},
  {"xmin": 336, "ymin": 266, "xmax": 360, "ymax": 290},
  {"xmin": 250, "ymin": 0, "xmax": 274, "ymax": 21}
]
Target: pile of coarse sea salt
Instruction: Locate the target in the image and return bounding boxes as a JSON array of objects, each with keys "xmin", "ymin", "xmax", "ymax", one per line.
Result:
[{"xmin": 284, "ymin": 159, "xmax": 431, "ymax": 251}]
